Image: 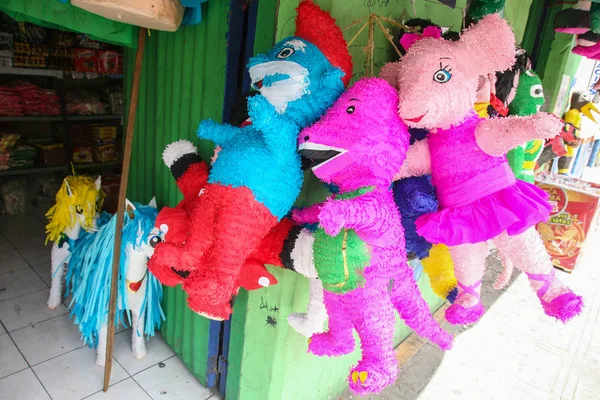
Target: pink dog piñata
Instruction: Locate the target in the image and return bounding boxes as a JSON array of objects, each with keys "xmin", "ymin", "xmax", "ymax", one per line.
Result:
[
  {"xmin": 380, "ymin": 14, "xmax": 583, "ymax": 325},
  {"xmin": 295, "ymin": 78, "xmax": 452, "ymax": 395}
]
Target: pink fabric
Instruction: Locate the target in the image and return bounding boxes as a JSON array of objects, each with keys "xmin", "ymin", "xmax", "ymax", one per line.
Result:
[
  {"xmin": 292, "ymin": 204, "xmax": 322, "ymax": 225},
  {"xmin": 573, "ymin": 42, "xmax": 600, "ymax": 60},
  {"xmin": 437, "ymin": 163, "xmax": 515, "ymax": 208},
  {"xmin": 399, "ymin": 26, "xmax": 442, "ymax": 52},
  {"xmin": 414, "ymin": 113, "xmax": 552, "ymax": 246}
]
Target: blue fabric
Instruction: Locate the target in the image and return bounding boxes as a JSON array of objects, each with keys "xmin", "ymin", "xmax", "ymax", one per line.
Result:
[
  {"xmin": 65, "ymin": 212, "xmax": 111, "ymax": 296},
  {"xmin": 200, "ymin": 37, "xmax": 345, "ymax": 220},
  {"xmin": 393, "ymin": 175, "xmax": 438, "ymax": 259},
  {"xmin": 182, "ymin": 6, "xmax": 202, "ymax": 26},
  {"xmin": 68, "ymin": 204, "xmax": 164, "ymax": 347}
]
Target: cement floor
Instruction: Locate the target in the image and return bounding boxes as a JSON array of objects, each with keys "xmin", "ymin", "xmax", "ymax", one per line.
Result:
[{"xmin": 341, "ymin": 227, "xmax": 600, "ymax": 400}]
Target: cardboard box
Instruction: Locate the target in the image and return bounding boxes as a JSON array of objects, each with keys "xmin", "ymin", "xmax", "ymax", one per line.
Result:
[
  {"xmin": 73, "ymin": 48, "xmax": 98, "ymax": 73},
  {"xmin": 97, "ymin": 50, "xmax": 119, "ymax": 75},
  {"xmin": 536, "ymin": 178, "xmax": 600, "ymax": 272}
]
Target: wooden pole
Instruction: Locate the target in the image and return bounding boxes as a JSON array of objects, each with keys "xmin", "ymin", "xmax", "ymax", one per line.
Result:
[{"xmin": 103, "ymin": 28, "xmax": 146, "ymax": 392}]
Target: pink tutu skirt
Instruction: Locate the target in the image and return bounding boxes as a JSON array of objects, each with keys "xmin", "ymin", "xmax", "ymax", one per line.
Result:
[{"xmin": 415, "ymin": 180, "xmax": 551, "ymax": 246}]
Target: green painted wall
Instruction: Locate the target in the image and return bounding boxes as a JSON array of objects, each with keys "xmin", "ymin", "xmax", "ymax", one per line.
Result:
[
  {"xmin": 504, "ymin": 0, "xmax": 535, "ymax": 45},
  {"xmin": 226, "ymin": 1, "xmax": 464, "ymax": 399},
  {"xmin": 124, "ymin": 0, "xmax": 231, "ymax": 386}
]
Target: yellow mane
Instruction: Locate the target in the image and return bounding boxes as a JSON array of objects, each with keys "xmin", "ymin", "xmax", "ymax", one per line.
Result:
[{"xmin": 45, "ymin": 175, "xmax": 104, "ymax": 244}]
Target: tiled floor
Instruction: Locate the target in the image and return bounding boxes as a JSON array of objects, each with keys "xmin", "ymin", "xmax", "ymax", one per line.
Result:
[{"xmin": 0, "ymin": 215, "xmax": 216, "ymax": 400}]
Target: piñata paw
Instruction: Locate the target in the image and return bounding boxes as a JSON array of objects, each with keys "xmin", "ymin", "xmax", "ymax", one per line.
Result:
[
  {"xmin": 348, "ymin": 361, "xmax": 398, "ymax": 395},
  {"xmin": 445, "ymin": 302, "xmax": 485, "ymax": 325},
  {"xmin": 542, "ymin": 291, "xmax": 583, "ymax": 323}
]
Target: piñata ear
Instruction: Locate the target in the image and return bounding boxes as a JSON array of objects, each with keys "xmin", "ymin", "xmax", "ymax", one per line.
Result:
[
  {"xmin": 148, "ymin": 196, "xmax": 157, "ymax": 208},
  {"xmin": 95, "ymin": 176, "xmax": 102, "ymax": 190},
  {"xmin": 125, "ymin": 199, "xmax": 136, "ymax": 219},
  {"xmin": 65, "ymin": 179, "xmax": 73, "ymax": 197},
  {"xmin": 459, "ymin": 14, "xmax": 516, "ymax": 77},
  {"xmin": 378, "ymin": 62, "xmax": 401, "ymax": 89}
]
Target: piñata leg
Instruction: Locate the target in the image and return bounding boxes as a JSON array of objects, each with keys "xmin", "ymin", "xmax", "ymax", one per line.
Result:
[
  {"xmin": 390, "ymin": 260, "xmax": 453, "ymax": 349},
  {"xmin": 308, "ymin": 291, "xmax": 355, "ymax": 357},
  {"xmin": 348, "ymin": 283, "xmax": 398, "ymax": 395},
  {"xmin": 493, "ymin": 228, "xmax": 583, "ymax": 322},
  {"xmin": 183, "ymin": 185, "xmax": 277, "ymax": 320},
  {"xmin": 445, "ymin": 241, "xmax": 489, "ymax": 325}
]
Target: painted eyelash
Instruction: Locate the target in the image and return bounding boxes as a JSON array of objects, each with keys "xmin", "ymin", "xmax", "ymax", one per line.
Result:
[{"xmin": 439, "ymin": 62, "xmax": 452, "ymax": 71}]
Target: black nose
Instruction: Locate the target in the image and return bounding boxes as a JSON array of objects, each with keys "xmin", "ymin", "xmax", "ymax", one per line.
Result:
[{"xmin": 303, "ymin": 135, "xmax": 310, "ymax": 141}]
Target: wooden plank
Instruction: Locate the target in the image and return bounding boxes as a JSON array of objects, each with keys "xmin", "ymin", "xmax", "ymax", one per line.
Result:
[{"xmin": 102, "ymin": 28, "xmax": 146, "ymax": 392}]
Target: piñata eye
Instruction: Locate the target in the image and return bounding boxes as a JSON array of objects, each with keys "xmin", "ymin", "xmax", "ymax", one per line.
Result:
[
  {"xmin": 433, "ymin": 69, "xmax": 452, "ymax": 83},
  {"xmin": 277, "ymin": 48, "xmax": 295, "ymax": 59}
]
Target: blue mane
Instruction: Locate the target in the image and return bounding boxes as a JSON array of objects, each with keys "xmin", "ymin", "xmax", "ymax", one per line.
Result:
[{"xmin": 68, "ymin": 203, "xmax": 164, "ymax": 347}]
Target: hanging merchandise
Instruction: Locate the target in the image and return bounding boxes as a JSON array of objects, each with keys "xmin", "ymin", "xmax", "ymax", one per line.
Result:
[
  {"xmin": 148, "ymin": 139, "xmax": 329, "ymax": 336},
  {"xmin": 393, "ymin": 174, "xmax": 458, "ymax": 302},
  {"xmin": 536, "ymin": 172, "xmax": 600, "ymax": 272},
  {"xmin": 507, "ymin": 69, "xmax": 547, "ymax": 183},
  {"xmin": 554, "ymin": 0, "xmax": 600, "ymax": 60},
  {"xmin": 380, "ymin": 14, "xmax": 583, "ymax": 325},
  {"xmin": 466, "ymin": 0, "xmax": 506, "ymax": 24},
  {"xmin": 71, "ymin": 0, "xmax": 184, "ymax": 32},
  {"xmin": 538, "ymin": 92, "xmax": 600, "ymax": 172},
  {"xmin": 296, "ymin": 78, "xmax": 452, "ymax": 395},
  {"xmin": 45, "ymin": 175, "xmax": 103, "ymax": 310},
  {"xmin": 147, "ymin": 0, "xmax": 352, "ymax": 320},
  {"xmin": 67, "ymin": 200, "xmax": 165, "ymax": 366}
]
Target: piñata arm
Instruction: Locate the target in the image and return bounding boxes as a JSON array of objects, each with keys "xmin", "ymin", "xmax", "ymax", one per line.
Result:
[
  {"xmin": 393, "ymin": 138, "xmax": 431, "ymax": 180},
  {"xmin": 292, "ymin": 203, "xmax": 324, "ymax": 225},
  {"xmin": 162, "ymin": 140, "xmax": 209, "ymax": 201},
  {"xmin": 247, "ymin": 95, "xmax": 300, "ymax": 162},
  {"xmin": 318, "ymin": 192, "xmax": 393, "ymax": 237},
  {"xmin": 196, "ymin": 119, "xmax": 245, "ymax": 147},
  {"xmin": 475, "ymin": 113, "xmax": 563, "ymax": 156}
]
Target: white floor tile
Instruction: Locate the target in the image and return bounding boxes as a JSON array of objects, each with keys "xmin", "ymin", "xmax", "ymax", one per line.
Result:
[
  {"xmin": 33, "ymin": 346, "xmax": 128, "ymax": 400},
  {"xmin": 85, "ymin": 378, "xmax": 151, "ymax": 400},
  {"xmin": 0, "ymin": 249, "xmax": 30, "ymax": 274},
  {"xmin": 0, "ymin": 268, "xmax": 47, "ymax": 302},
  {"xmin": 0, "ymin": 324, "xmax": 5, "ymax": 335},
  {"xmin": 17, "ymin": 243, "xmax": 51, "ymax": 267},
  {"xmin": 113, "ymin": 331, "xmax": 175, "ymax": 375},
  {"xmin": 0, "ymin": 334, "xmax": 28, "ymax": 379},
  {"xmin": 0, "ymin": 289, "xmax": 67, "ymax": 332},
  {"xmin": 0, "ymin": 235, "xmax": 12, "ymax": 253},
  {"xmin": 134, "ymin": 357, "xmax": 213, "ymax": 400},
  {"xmin": 0, "ymin": 368, "xmax": 50, "ymax": 400},
  {"xmin": 12, "ymin": 314, "xmax": 83, "ymax": 365},
  {"xmin": 30, "ymin": 262, "xmax": 52, "ymax": 285}
]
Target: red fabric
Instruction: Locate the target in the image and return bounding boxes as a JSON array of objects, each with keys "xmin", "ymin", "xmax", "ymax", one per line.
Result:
[
  {"xmin": 489, "ymin": 93, "xmax": 509, "ymax": 117},
  {"xmin": 550, "ymin": 136, "xmax": 568, "ymax": 157},
  {"xmin": 295, "ymin": 0, "xmax": 353, "ymax": 86}
]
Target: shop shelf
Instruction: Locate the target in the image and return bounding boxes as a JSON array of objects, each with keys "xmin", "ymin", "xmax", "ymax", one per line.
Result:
[
  {"xmin": 72, "ymin": 162, "xmax": 122, "ymax": 170},
  {"xmin": 0, "ymin": 66, "xmax": 64, "ymax": 79},
  {"xmin": 66, "ymin": 115, "xmax": 123, "ymax": 122},
  {"xmin": 0, "ymin": 116, "xmax": 63, "ymax": 122},
  {"xmin": 0, "ymin": 165, "xmax": 67, "ymax": 177}
]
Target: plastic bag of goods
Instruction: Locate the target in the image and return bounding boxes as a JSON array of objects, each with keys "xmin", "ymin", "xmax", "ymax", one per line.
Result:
[
  {"xmin": 0, "ymin": 179, "xmax": 28, "ymax": 215},
  {"xmin": 71, "ymin": 0, "xmax": 184, "ymax": 32}
]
